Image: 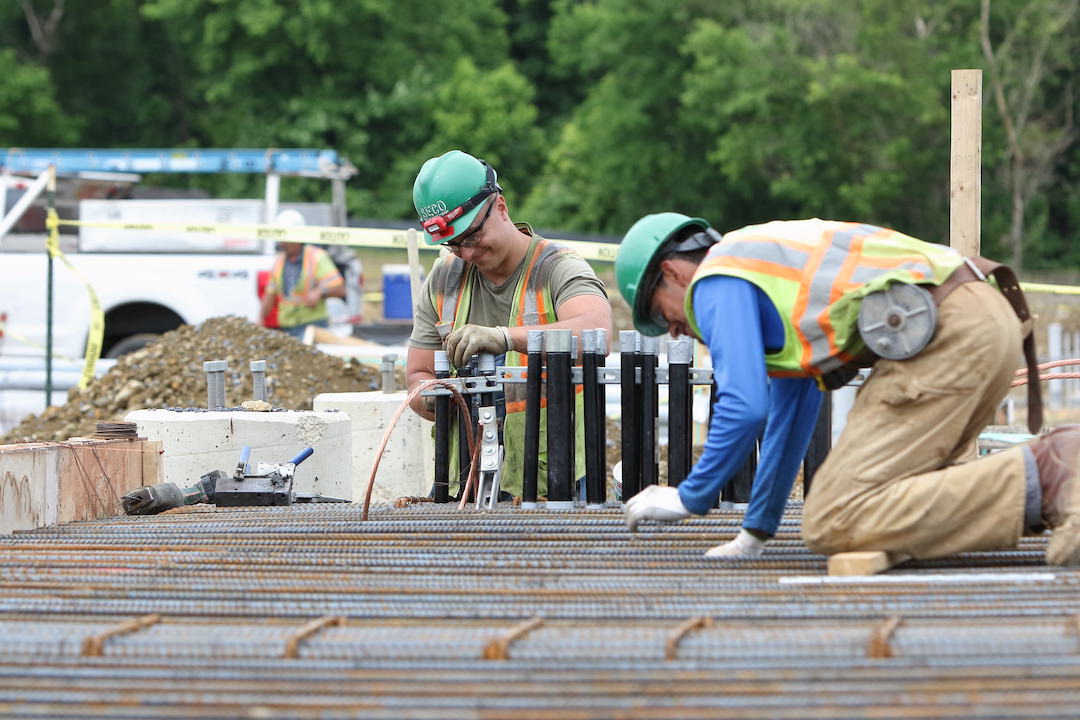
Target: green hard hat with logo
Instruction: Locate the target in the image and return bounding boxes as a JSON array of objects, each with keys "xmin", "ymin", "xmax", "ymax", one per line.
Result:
[
  {"xmin": 616, "ymin": 212, "xmax": 714, "ymax": 336},
  {"xmin": 413, "ymin": 150, "xmax": 503, "ymax": 245}
]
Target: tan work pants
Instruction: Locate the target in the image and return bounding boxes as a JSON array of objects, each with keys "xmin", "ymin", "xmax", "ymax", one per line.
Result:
[{"xmin": 803, "ymin": 282, "xmax": 1028, "ymax": 559}]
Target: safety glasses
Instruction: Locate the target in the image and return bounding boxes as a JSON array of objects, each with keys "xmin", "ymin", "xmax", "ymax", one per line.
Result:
[
  {"xmin": 444, "ymin": 196, "xmax": 496, "ymax": 252},
  {"xmin": 420, "ymin": 161, "xmax": 502, "ymax": 242}
]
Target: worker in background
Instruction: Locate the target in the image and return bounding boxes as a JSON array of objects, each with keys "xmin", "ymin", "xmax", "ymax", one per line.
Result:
[
  {"xmin": 406, "ymin": 150, "xmax": 612, "ymax": 500},
  {"xmin": 259, "ymin": 209, "xmax": 346, "ymax": 339},
  {"xmin": 616, "ymin": 214, "xmax": 1080, "ymax": 566}
]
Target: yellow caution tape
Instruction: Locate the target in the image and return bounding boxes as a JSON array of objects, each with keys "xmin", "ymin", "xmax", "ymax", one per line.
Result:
[
  {"xmin": 51, "ymin": 218, "xmax": 1080, "ymax": 287},
  {"xmin": 53, "ymin": 218, "xmax": 622, "ymax": 263},
  {"xmin": 46, "ymin": 209, "xmax": 105, "ymax": 388},
  {"xmin": 1020, "ymin": 282, "xmax": 1080, "ymax": 296},
  {"xmin": 0, "ymin": 317, "xmax": 80, "ymax": 364}
]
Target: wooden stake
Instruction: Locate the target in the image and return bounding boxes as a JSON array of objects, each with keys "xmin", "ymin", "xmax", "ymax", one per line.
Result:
[
  {"xmin": 406, "ymin": 227, "xmax": 422, "ymax": 316},
  {"xmin": 950, "ymin": 69, "xmax": 982, "ymax": 258}
]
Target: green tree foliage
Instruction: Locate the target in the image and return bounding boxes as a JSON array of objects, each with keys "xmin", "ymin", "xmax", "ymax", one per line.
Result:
[
  {"xmin": 0, "ymin": 48, "xmax": 74, "ymax": 145},
  {"xmin": 0, "ymin": 0, "xmax": 1076, "ymax": 268}
]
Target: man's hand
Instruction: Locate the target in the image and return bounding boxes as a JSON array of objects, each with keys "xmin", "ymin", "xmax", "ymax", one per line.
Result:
[
  {"xmin": 445, "ymin": 324, "xmax": 510, "ymax": 368},
  {"xmin": 625, "ymin": 485, "xmax": 691, "ymax": 532},
  {"xmin": 302, "ymin": 288, "xmax": 323, "ymax": 308}
]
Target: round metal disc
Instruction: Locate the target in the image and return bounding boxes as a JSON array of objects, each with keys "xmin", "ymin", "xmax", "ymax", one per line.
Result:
[{"xmin": 857, "ymin": 282, "xmax": 937, "ymax": 360}]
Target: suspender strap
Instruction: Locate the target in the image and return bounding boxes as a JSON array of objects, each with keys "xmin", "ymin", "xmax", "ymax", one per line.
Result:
[{"xmin": 932, "ymin": 257, "xmax": 1042, "ymax": 433}]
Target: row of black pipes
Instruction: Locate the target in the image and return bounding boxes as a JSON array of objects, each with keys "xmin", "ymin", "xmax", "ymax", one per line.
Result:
[{"xmin": 430, "ymin": 329, "xmax": 833, "ymax": 506}]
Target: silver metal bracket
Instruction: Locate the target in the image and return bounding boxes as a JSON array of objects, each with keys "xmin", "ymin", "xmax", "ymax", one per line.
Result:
[
  {"xmin": 475, "ymin": 405, "xmax": 503, "ymax": 510},
  {"xmin": 419, "ymin": 366, "xmax": 714, "ymax": 397}
]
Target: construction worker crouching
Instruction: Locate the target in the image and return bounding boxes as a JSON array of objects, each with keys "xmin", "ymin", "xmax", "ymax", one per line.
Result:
[
  {"xmin": 617, "ymin": 214, "xmax": 1080, "ymax": 566},
  {"xmin": 259, "ymin": 209, "xmax": 346, "ymax": 339},
  {"xmin": 406, "ymin": 150, "xmax": 613, "ymax": 500}
]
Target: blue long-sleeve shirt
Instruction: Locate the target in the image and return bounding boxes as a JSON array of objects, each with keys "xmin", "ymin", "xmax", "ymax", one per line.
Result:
[{"xmin": 676, "ymin": 275, "xmax": 823, "ymax": 536}]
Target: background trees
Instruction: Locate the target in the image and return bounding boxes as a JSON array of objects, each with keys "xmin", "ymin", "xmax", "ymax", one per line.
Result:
[{"xmin": 1, "ymin": 0, "xmax": 1076, "ymax": 269}]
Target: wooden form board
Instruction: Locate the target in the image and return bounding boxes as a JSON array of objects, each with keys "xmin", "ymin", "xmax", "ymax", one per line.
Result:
[{"xmin": 0, "ymin": 438, "xmax": 161, "ymax": 534}]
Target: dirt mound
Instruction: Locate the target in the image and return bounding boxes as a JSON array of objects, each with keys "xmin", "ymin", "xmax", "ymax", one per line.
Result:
[{"xmin": 2, "ymin": 317, "xmax": 386, "ymax": 443}]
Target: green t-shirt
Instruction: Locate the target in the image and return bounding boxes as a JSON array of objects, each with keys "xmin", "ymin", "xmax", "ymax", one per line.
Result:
[{"xmin": 409, "ymin": 225, "xmax": 608, "ymax": 350}]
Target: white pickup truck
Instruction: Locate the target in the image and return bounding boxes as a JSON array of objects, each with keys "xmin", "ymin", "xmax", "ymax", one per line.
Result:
[{"xmin": 0, "ymin": 149, "xmax": 357, "ymax": 433}]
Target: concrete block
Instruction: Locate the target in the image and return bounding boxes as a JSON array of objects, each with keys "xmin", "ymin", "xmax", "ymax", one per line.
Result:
[
  {"xmin": 312, "ymin": 391, "xmax": 435, "ymax": 505},
  {"xmin": 125, "ymin": 409, "xmax": 352, "ymax": 500}
]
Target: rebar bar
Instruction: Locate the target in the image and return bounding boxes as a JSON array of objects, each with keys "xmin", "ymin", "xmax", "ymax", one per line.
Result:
[{"xmin": 0, "ymin": 498, "xmax": 1076, "ymax": 718}]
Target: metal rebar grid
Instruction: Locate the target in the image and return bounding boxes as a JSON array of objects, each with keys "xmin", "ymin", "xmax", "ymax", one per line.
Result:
[{"xmin": 0, "ymin": 502, "xmax": 1078, "ymax": 717}]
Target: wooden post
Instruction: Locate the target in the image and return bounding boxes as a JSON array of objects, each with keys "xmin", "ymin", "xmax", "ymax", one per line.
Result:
[
  {"xmin": 405, "ymin": 227, "xmax": 422, "ymax": 315},
  {"xmin": 950, "ymin": 69, "xmax": 982, "ymax": 257}
]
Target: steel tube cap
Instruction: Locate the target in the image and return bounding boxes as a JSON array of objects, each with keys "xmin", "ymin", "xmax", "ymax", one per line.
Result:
[
  {"xmin": 249, "ymin": 360, "xmax": 266, "ymax": 373},
  {"xmin": 527, "ymin": 329, "xmax": 544, "ymax": 353},
  {"xmin": 667, "ymin": 337, "xmax": 693, "ymax": 364},
  {"xmin": 434, "ymin": 351, "xmax": 450, "ymax": 374},
  {"xmin": 641, "ymin": 336, "xmax": 659, "ymax": 355},
  {"xmin": 477, "ymin": 353, "xmax": 496, "ymax": 375},
  {"xmin": 581, "ymin": 329, "xmax": 599, "ymax": 354},
  {"xmin": 203, "ymin": 360, "xmax": 227, "ymax": 373},
  {"xmin": 619, "ymin": 330, "xmax": 640, "ymax": 353},
  {"xmin": 545, "ymin": 329, "xmax": 573, "ymax": 354}
]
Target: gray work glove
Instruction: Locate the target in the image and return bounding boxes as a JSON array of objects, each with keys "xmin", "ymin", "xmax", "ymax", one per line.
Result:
[
  {"xmin": 445, "ymin": 324, "xmax": 510, "ymax": 368},
  {"xmin": 625, "ymin": 485, "xmax": 692, "ymax": 532}
]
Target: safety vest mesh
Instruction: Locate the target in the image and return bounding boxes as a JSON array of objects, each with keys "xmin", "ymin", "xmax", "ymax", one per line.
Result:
[{"xmin": 685, "ymin": 219, "xmax": 964, "ymax": 377}]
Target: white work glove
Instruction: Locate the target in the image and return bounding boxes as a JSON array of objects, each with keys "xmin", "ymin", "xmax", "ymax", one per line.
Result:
[
  {"xmin": 445, "ymin": 324, "xmax": 511, "ymax": 368},
  {"xmin": 704, "ymin": 529, "xmax": 766, "ymax": 559},
  {"xmin": 625, "ymin": 485, "xmax": 692, "ymax": 532}
]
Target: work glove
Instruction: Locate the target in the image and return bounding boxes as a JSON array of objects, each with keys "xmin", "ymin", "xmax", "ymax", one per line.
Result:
[
  {"xmin": 445, "ymin": 324, "xmax": 510, "ymax": 369},
  {"xmin": 704, "ymin": 529, "xmax": 766, "ymax": 559},
  {"xmin": 625, "ymin": 485, "xmax": 692, "ymax": 532}
]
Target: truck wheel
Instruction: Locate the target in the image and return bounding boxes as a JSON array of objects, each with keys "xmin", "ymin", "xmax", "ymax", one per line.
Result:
[{"xmin": 104, "ymin": 333, "xmax": 160, "ymax": 358}]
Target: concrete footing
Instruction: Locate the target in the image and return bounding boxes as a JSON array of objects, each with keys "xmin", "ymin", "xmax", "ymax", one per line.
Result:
[
  {"xmin": 313, "ymin": 391, "xmax": 435, "ymax": 504},
  {"xmin": 125, "ymin": 409, "xmax": 352, "ymax": 500}
]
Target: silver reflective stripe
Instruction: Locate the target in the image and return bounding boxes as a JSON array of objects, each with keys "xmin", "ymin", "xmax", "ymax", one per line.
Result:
[
  {"xmin": 851, "ymin": 260, "xmax": 933, "ymax": 285},
  {"xmin": 438, "ymin": 257, "xmax": 468, "ymax": 323},
  {"xmin": 713, "ymin": 239, "xmax": 809, "ymax": 270}
]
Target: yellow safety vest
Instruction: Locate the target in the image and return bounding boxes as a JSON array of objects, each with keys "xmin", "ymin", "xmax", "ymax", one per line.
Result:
[
  {"xmin": 686, "ymin": 219, "xmax": 964, "ymax": 379},
  {"xmin": 270, "ymin": 245, "xmax": 343, "ymax": 328}
]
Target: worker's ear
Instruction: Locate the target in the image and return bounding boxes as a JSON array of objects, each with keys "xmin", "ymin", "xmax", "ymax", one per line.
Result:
[{"xmin": 659, "ymin": 257, "xmax": 694, "ymax": 286}]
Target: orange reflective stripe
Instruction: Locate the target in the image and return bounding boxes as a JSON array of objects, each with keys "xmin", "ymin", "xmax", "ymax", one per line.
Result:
[
  {"xmin": 791, "ymin": 233, "xmax": 831, "ymax": 371},
  {"xmin": 517, "ymin": 240, "xmax": 547, "ymax": 320}
]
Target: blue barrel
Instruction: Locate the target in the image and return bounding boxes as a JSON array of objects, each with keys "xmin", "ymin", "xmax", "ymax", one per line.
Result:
[{"xmin": 382, "ymin": 264, "xmax": 415, "ymax": 320}]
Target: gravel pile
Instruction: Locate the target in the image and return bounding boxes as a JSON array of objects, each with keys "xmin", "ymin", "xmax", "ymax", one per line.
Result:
[{"xmin": 2, "ymin": 317, "xmax": 387, "ymax": 443}]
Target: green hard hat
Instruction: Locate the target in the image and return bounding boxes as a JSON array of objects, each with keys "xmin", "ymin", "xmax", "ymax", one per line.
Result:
[
  {"xmin": 616, "ymin": 212, "xmax": 711, "ymax": 336},
  {"xmin": 413, "ymin": 150, "xmax": 502, "ymax": 245}
]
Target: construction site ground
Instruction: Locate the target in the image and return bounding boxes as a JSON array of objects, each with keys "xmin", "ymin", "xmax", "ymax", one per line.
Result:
[{"xmin": 0, "ymin": 501, "xmax": 1075, "ymax": 718}]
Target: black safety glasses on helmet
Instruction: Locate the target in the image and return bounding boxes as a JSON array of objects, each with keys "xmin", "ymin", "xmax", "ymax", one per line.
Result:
[
  {"xmin": 444, "ymin": 195, "xmax": 496, "ymax": 251},
  {"xmin": 421, "ymin": 161, "xmax": 503, "ymax": 242}
]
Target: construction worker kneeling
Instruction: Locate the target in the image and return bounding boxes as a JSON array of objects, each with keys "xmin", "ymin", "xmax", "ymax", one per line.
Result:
[{"xmin": 617, "ymin": 215, "xmax": 1080, "ymax": 566}]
